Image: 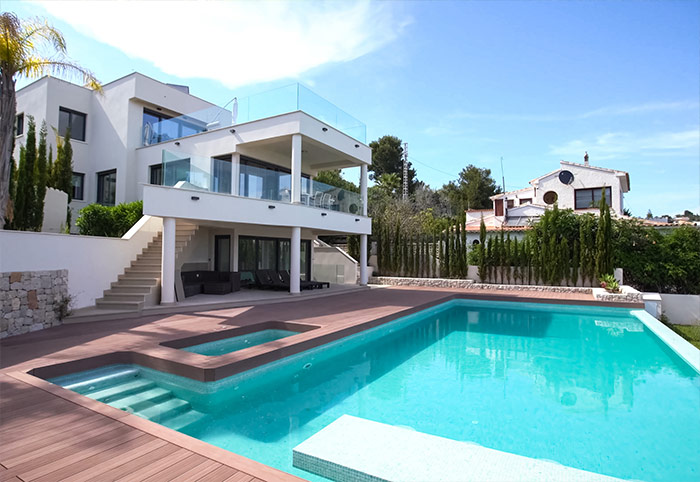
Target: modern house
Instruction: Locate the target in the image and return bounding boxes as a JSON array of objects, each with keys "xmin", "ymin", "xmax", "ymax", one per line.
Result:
[
  {"xmin": 464, "ymin": 155, "xmax": 630, "ymax": 243},
  {"xmin": 11, "ymin": 73, "xmax": 371, "ymax": 309}
]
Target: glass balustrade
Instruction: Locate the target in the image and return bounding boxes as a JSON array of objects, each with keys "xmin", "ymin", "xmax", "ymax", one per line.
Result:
[
  {"xmin": 161, "ymin": 151, "xmax": 363, "ymax": 215},
  {"xmin": 142, "ymin": 83, "xmax": 366, "ymax": 146}
]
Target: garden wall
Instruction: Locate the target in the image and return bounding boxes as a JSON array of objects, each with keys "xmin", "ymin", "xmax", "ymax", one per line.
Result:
[
  {"xmin": 660, "ymin": 294, "xmax": 700, "ymax": 326},
  {"xmin": 0, "ymin": 216, "xmax": 162, "ymax": 309},
  {"xmin": 1, "ymin": 270, "xmax": 68, "ymax": 338}
]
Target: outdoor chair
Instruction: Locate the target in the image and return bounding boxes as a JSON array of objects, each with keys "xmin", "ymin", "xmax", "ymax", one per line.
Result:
[{"xmin": 279, "ymin": 270, "xmax": 318, "ymax": 290}]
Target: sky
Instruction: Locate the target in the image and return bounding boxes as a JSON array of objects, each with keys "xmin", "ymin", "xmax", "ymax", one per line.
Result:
[{"xmin": 8, "ymin": 0, "xmax": 700, "ymax": 217}]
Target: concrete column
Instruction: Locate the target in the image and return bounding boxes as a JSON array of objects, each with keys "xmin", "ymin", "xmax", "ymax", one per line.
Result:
[
  {"xmin": 360, "ymin": 164, "xmax": 368, "ymax": 216},
  {"xmin": 360, "ymin": 234, "xmax": 368, "ymax": 285},
  {"xmin": 291, "ymin": 134, "xmax": 302, "ymax": 204},
  {"xmin": 290, "ymin": 226, "xmax": 301, "ymax": 294},
  {"xmin": 231, "ymin": 152, "xmax": 241, "ymax": 196},
  {"xmin": 232, "ymin": 231, "xmax": 239, "ymax": 271},
  {"xmin": 161, "ymin": 217, "xmax": 177, "ymax": 304}
]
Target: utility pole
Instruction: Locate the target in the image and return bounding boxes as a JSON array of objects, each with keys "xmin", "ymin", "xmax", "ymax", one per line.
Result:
[{"xmin": 402, "ymin": 142, "xmax": 408, "ymax": 201}]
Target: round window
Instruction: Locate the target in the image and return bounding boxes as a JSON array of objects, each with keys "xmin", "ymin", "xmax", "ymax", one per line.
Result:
[{"xmin": 543, "ymin": 191, "xmax": 558, "ymax": 205}]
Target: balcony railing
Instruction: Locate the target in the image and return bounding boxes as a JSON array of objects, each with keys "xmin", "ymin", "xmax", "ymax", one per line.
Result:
[
  {"xmin": 161, "ymin": 151, "xmax": 363, "ymax": 215},
  {"xmin": 142, "ymin": 83, "xmax": 366, "ymax": 146}
]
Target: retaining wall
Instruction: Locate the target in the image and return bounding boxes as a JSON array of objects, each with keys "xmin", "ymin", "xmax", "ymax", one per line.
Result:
[{"xmin": 1, "ymin": 270, "xmax": 68, "ymax": 338}]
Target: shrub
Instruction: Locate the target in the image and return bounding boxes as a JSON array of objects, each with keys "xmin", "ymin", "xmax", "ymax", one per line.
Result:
[{"xmin": 76, "ymin": 200, "xmax": 143, "ymax": 237}]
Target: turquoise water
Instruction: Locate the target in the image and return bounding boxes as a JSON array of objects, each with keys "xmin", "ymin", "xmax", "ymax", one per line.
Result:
[
  {"xmin": 182, "ymin": 329, "xmax": 297, "ymax": 356},
  {"xmin": 52, "ymin": 300, "xmax": 700, "ymax": 481}
]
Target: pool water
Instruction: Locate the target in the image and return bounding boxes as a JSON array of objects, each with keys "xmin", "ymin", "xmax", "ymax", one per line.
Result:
[
  {"xmin": 52, "ymin": 300, "xmax": 700, "ymax": 481},
  {"xmin": 182, "ymin": 329, "xmax": 297, "ymax": 356}
]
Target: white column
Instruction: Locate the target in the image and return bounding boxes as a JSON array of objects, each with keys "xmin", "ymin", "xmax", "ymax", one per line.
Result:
[
  {"xmin": 231, "ymin": 152, "xmax": 241, "ymax": 196},
  {"xmin": 360, "ymin": 234, "xmax": 368, "ymax": 285},
  {"xmin": 290, "ymin": 227, "xmax": 301, "ymax": 294},
  {"xmin": 360, "ymin": 164, "xmax": 368, "ymax": 216},
  {"xmin": 232, "ymin": 231, "xmax": 239, "ymax": 271},
  {"xmin": 161, "ymin": 217, "xmax": 176, "ymax": 304},
  {"xmin": 291, "ymin": 134, "xmax": 302, "ymax": 204}
]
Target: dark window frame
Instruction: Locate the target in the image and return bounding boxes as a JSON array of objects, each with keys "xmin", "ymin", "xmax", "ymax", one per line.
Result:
[
  {"xmin": 149, "ymin": 163, "xmax": 163, "ymax": 185},
  {"xmin": 519, "ymin": 198, "xmax": 532, "ymax": 205},
  {"xmin": 96, "ymin": 169, "xmax": 117, "ymax": 206},
  {"xmin": 15, "ymin": 113, "xmax": 24, "ymax": 136},
  {"xmin": 238, "ymin": 235, "xmax": 311, "ymax": 281},
  {"xmin": 58, "ymin": 106, "xmax": 87, "ymax": 141},
  {"xmin": 575, "ymin": 186, "xmax": 612, "ymax": 210},
  {"xmin": 71, "ymin": 172, "xmax": 85, "ymax": 200}
]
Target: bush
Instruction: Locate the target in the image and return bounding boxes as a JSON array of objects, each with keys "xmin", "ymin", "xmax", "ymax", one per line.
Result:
[{"xmin": 76, "ymin": 200, "xmax": 143, "ymax": 237}]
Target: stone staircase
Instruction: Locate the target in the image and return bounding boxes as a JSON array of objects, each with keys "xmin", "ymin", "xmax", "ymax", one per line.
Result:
[{"xmin": 95, "ymin": 221, "xmax": 199, "ymax": 310}]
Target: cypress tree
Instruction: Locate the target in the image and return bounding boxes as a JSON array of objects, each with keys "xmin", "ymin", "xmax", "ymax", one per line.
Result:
[
  {"xmin": 431, "ymin": 233, "xmax": 437, "ymax": 278},
  {"xmin": 505, "ymin": 234, "xmax": 512, "ymax": 284},
  {"xmin": 454, "ymin": 222, "xmax": 462, "ymax": 277},
  {"xmin": 14, "ymin": 117, "xmax": 37, "ymax": 230},
  {"xmin": 478, "ymin": 218, "xmax": 487, "ymax": 282},
  {"xmin": 571, "ymin": 239, "xmax": 580, "ymax": 287},
  {"xmin": 560, "ymin": 237, "xmax": 570, "ymax": 286},
  {"xmin": 424, "ymin": 237, "xmax": 429, "ymax": 278},
  {"xmin": 32, "ymin": 121, "xmax": 49, "ymax": 231},
  {"xmin": 12, "ymin": 147, "xmax": 26, "ymax": 229},
  {"xmin": 444, "ymin": 230, "xmax": 450, "ymax": 278},
  {"xmin": 512, "ymin": 237, "xmax": 519, "ymax": 285},
  {"xmin": 460, "ymin": 213, "xmax": 467, "ymax": 277},
  {"xmin": 486, "ymin": 238, "xmax": 493, "ymax": 283},
  {"xmin": 439, "ymin": 231, "xmax": 445, "ymax": 277},
  {"xmin": 451, "ymin": 227, "xmax": 458, "ymax": 278}
]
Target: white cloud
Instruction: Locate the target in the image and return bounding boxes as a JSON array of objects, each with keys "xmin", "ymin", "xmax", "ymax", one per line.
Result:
[
  {"xmin": 549, "ymin": 128, "xmax": 700, "ymax": 159},
  {"xmin": 450, "ymin": 100, "xmax": 700, "ymax": 122},
  {"xmin": 33, "ymin": 0, "xmax": 407, "ymax": 88}
]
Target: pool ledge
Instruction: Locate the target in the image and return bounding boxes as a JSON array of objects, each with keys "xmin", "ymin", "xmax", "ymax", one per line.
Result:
[
  {"xmin": 293, "ymin": 415, "xmax": 627, "ymax": 482},
  {"xmin": 631, "ymin": 310, "xmax": 700, "ymax": 374}
]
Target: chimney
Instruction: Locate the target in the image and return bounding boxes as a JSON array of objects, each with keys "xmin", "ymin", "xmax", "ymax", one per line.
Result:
[{"xmin": 584, "ymin": 151, "xmax": 589, "ymax": 166}]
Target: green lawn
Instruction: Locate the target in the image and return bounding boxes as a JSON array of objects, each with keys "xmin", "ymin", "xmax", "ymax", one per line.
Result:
[{"xmin": 671, "ymin": 324, "xmax": 700, "ymax": 349}]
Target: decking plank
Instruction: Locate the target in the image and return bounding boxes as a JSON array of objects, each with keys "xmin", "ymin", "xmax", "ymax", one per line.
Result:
[
  {"xmin": 169, "ymin": 459, "xmax": 222, "ymax": 482},
  {"xmin": 113, "ymin": 447, "xmax": 193, "ymax": 481},
  {"xmin": 95, "ymin": 443, "xmax": 181, "ymax": 480},
  {"xmin": 33, "ymin": 433, "xmax": 155, "ymax": 482},
  {"xmin": 141, "ymin": 453, "xmax": 206, "ymax": 482},
  {"xmin": 224, "ymin": 472, "xmax": 255, "ymax": 482},
  {"xmin": 199, "ymin": 465, "xmax": 241, "ymax": 482},
  {"xmin": 0, "ymin": 408, "xmax": 100, "ymax": 444}
]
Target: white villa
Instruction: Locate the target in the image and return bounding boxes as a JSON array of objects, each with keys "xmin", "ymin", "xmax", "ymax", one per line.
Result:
[
  {"xmin": 465, "ymin": 155, "xmax": 630, "ymax": 242},
  {"xmin": 9, "ymin": 73, "xmax": 371, "ymax": 310}
]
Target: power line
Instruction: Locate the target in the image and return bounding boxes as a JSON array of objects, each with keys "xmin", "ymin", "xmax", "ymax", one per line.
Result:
[{"xmin": 407, "ymin": 155, "xmax": 457, "ymax": 179}]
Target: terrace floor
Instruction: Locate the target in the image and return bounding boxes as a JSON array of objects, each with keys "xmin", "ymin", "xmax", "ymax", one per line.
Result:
[{"xmin": 0, "ymin": 285, "xmax": 630, "ymax": 481}]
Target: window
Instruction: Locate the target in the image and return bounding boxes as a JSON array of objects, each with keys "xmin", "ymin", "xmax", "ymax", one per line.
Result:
[
  {"xmin": 142, "ymin": 108, "xmax": 204, "ymax": 145},
  {"xmin": 71, "ymin": 172, "xmax": 85, "ymax": 200},
  {"xmin": 506, "ymin": 199, "xmax": 515, "ymax": 208},
  {"xmin": 543, "ymin": 191, "xmax": 558, "ymax": 205},
  {"xmin": 15, "ymin": 113, "xmax": 24, "ymax": 136},
  {"xmin": 575, "ymin": 187, "xmax": 612, "ymax": 209},
  {"xmin": 97, "ymin": 169, "xmax": 117, "ymax": 206},
  {"xmin": 58, "ymin": 107, "xmax": 87, "ymax": 141},
  {"xmin": 520, "ymin": 198, "xmax": 532, "ymax": 205},
  {"xmin": 238, "ymin": 236, "xmax": 312, "ymax": 281},
  {"xmin": 149, "ymin": 164, "xmax": 163, "ymax": 185},
  {"xmin": 238, "ymin": 157, "xmax": 310, "ymax": 201}
]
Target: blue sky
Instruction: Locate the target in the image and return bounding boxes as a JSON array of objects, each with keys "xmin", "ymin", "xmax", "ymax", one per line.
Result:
[{"xmin": 10, "ymin": 0, "xmax": 700, "ymax": 216}]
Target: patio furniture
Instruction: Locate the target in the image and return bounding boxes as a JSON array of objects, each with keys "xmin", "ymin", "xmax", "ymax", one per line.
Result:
[
  {"xmin": 181, "ymin": 271, "xmax": 240, "ymax": 297},
  {"xmin": 254, "ymin": 270, "xmax": 289, "ymax": 290},
  {"xmin": 280, "ymin": 270, "xmax": 329, "ymax": 289}
]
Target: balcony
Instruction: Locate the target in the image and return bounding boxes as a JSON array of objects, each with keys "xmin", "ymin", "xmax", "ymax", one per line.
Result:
[
  {"xmin": 142, "ymin": 83, "xmax": 366, "ymax": 146},
  {"xmin": 161, "ymin": 151, "xmax": 363, "ymax": 215}
]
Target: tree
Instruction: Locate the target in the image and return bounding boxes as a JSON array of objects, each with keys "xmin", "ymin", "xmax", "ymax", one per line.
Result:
[
  {"xmin": 32, "ymin": 121, "xmax": 48, "ymax": 230},
  {"xmin": 314, "ymin": 169, "xmax": 359, "ymax": 193},
  {"xmin": 375, "ymin": 173, "xmax": 401, "ymax": 198},
  {"xmin": 439, "ymin": 164, "xmax": 500, "ymax": 214},
  {"xmin": 368, "ymin": 135, "xmax": 416, "ymax": 193},
  {"xmin": 1, "ymin": 12, "xmax": 100, "ymax": 225},
  {"xmin": 478, "ymin": 217, "xmax": 486, "ymax": 282},
  {"xmin": 12, "ymin": 116, "xmax": 36, "ymax": 230}
]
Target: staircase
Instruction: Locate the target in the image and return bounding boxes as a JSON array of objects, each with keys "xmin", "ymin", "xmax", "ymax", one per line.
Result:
[
  {"xmin": 62, "ymin": 366, "xmax": 207, "ymax": 433},
  {"xmin": 95, "ymin": 221, "xmax": 199, "ymax": 310}
]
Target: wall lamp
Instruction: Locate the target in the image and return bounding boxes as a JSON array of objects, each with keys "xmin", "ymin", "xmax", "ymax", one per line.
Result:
[
  {"xmin": 268, "ymin": 205, "xmax": 275, "ymax": 209},
  {"xmin": 174, "ymin": 141, "xmax": 180, "ymax": 146},
  {"xmin": 321, "ymin": 212, "xmax": 327, "ymax": 217},
  {"xmin": 230, "ymin": 128, "xmax": 236, "ymax": 134},
  {"xmin": 190, "ymin": 196, "xmax": 200, "ymax": 201},
  {"xmin": 354, "ymin": 144, "xmax": 359, "ymax": 148},
  {"xmin": 355, "ymin": 218, "xmax": 360, "ymax": 222},
  {"xmin": 322, "ymin": 127, "xmax": 328, "ymax": 132}
]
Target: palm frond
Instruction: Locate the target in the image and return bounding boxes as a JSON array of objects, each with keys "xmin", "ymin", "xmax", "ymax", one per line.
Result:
[{"xmin": 17, "ymin": 58, "xmax": 102, "ymax": 93}]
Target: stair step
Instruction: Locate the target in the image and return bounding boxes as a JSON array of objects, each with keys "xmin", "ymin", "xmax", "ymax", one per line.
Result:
[
  {"xmin": 95, "ymin": 299, "xmax": 144, "ymax": 310},
  {"xmin": 109, "ymin": 284, "xmax": 155, "ymax": 293},
  {"xmin": 132, "ymin": 259, "xmax": 161, "ymax": 266},
  {"xmin": 162, "ymin": 409, "xmax": 208, "ymax": 433},
  {"xmin": 135, "ymin": 398, "xmax": 191, "ymax": 422},
  {"xmin": 127, "ymin": 264, "xmax": 162, "ymax": 272},
  {"xmin": 101, "ymin": 292, "xmax": 147, "ymax": 302},
  {"xmin": 62, "ymin": 367, "xmax": 140, "ymax": 393},
  {"xmin": 111, "ymin": 387, "xmax": 173, "ymax": 412},
  {"xmin": 117, "ymin": 276, "xmax": 159, "ymax": 285},
  {"xmin": 125, "ymin": 267, "xmax": 161, "ymax": 276},
  {"xmin": 85, "ymin": 379, "xmax": 156, "ymax": 403}
]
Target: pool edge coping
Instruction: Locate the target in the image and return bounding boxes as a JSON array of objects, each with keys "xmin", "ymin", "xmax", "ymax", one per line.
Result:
[{"xmin": 631, "ymin": 309, "xmax": 700, "ymax": 374}]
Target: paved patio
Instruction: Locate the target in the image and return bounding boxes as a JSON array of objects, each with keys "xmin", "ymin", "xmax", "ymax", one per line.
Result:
[{"xmin": 0, "ymin": 285, "xmax": 633, "ymax": 481}]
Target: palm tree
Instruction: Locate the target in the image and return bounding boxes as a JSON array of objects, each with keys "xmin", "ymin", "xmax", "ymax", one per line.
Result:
[{"xmin": 0, "ymin": 12, "xmax": 100, "ymax": 225}]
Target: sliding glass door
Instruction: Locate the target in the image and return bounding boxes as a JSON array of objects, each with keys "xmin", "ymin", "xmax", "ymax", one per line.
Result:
[{"xmin": 238, "ymin": 236, "xmax": 311, "ymax": 281}]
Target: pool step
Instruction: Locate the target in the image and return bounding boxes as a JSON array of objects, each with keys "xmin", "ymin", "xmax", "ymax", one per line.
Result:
[
  {"xmin": 86, "ymin": 379, "xmax": 157, "ymax": 403},
  {"xmin": 62, "ymin": 367, "xmax": 140, "ymax": 393},
  {"xmin": 162, "ymin": 409, "xmax": 208, "ymax": 433},
  {"xmin": 110, "ymin": 387, "xmax": 173, "ymax": 412},
  {"xmin": 135, "ymin": 397, "xmax": 191, "ymax": 422}
]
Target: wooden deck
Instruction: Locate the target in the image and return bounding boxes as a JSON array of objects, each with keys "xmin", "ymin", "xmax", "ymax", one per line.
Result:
[{"xmin": 0, "ymin": 286, "xmax": 629, "ymax": 481}]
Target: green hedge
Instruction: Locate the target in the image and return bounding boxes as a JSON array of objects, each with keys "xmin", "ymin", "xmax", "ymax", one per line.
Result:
[{"xmin": 76, "ymin": 201, "xmax": 143, "ymax": 237}]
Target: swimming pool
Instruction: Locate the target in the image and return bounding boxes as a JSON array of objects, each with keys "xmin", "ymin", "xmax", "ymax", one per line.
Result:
[
  {"xmin": 181, "ymin": 329, "xmax": 298, "ymax": 356},
  {"xmin": 50, "ymin": 299, "xmax": 700, "ymax": 481}
]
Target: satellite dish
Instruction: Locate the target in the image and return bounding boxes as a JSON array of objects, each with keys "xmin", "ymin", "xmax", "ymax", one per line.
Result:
[{"xmin": 559, "ymin": 170, "xmax": 574, "ymax": 185}]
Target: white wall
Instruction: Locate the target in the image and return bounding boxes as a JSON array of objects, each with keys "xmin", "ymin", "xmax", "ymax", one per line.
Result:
[
  {"xmin": 313, "ymin": 246, "xmax": 358, "ymax": 284},
  {"xmin": 660, "ymin": 294, "xmax": 700, "ymax": 326},
  {"xmin": 0, "ymin": 216, "xmax": 162, "ymax": 309},
  {"xmin": 42, "ymin": 188, "xmax": 68, "ymax": 233}
]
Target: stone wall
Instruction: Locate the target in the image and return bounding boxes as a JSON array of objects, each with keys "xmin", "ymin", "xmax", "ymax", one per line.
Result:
[{"xmin": 1, "ymin": 270, "xmax": 69, "ymax": 338}]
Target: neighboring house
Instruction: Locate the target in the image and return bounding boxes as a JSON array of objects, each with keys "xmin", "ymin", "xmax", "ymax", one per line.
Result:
[
  {"xmin": 464, "ymin": 154, "xmax": 630, "ymax": 244},
  {"xmin": 12, "ymin": 73, "xmax": 371, "ymax": 307}
]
